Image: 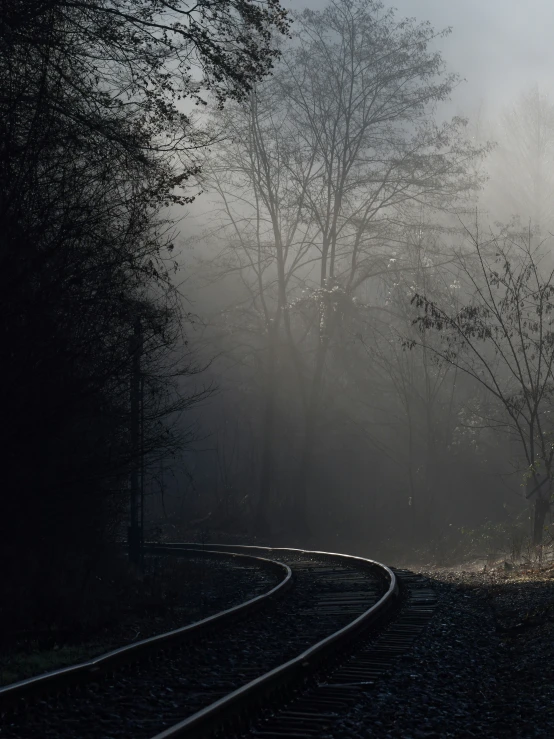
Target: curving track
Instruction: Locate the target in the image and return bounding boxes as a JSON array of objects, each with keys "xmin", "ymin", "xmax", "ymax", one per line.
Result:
[{"xmin": 0, "ymin": 545, "xmax": 400, "ymax": 739}]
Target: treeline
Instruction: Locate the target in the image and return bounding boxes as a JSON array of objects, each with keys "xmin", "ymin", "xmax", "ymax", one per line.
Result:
[
  {"xmin": 182, "ymin": 1, "xmax": 554, "ymax": 556},
  {"xmin": 187, "ymin": 0, "xmax": 487, "ymax": 542},
  {"xmin": 0, "ymin": 0, "xmax": 288, "ymax": 632}
]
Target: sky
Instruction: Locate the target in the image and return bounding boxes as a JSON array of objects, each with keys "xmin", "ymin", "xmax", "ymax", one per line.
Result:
[
  {"xmin": 283, "ymin": 0, "xmax": 554, "ymax": 114},
  {"xmin": 183, "ymin": 0, "xmax": 554, "ymax": 237}
]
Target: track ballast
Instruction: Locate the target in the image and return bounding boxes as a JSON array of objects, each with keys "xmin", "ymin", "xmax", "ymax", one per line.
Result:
[{"xmin": 0, "ymin": 546, "xmax": 397, "ymax": 739}]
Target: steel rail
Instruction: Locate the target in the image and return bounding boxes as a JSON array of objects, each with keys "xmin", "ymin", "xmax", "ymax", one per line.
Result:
[
  {"xmin": 147, "ymin": 544, "xmax": 398, "ymax": 739},
  {"xmin": 0, "ymin": 549, "xmax": 292, "ymax": 708}
]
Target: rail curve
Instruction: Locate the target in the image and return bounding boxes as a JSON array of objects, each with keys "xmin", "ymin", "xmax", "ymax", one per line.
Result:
[
  {"xmin": 0, "ymin": 548, "xmax": 291, "ymax": 708},
  {"xmin": 0, "ymin": 545, "xmax": 399, "ymax": 739},
  {"xmin": 148, "ymin": 544, "xmax": 398, "ymax": 739}
]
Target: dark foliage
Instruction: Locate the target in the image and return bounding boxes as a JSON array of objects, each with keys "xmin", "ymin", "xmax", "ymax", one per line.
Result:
[{"xmin": 0, "ymin": 0, "xmax": 287, "ymax": 633}]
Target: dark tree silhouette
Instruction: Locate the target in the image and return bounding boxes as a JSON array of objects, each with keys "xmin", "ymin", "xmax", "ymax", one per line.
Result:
[
  {"xmin": 0, "ymin": 0, "xmax": 287, "ymax": 631},
  {"xmin": 411, "ymin": 224, "xmax": 554, "ymax": 545}
]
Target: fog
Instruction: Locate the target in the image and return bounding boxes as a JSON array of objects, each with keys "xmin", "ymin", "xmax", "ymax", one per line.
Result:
[
  {"xmin": 9, "ymin": 0, "xmax": 554, "ymax": 683},
  {"xmin": 313, "ymin": 0, "xmax": 554, "ymax": 110},
  {"xmin": 7, "ymin": 4, "xmax": 554, "ymax": 732},
  {"xmin": 143, "ymin": 0, "xmax": 554, "ymax": 565}
]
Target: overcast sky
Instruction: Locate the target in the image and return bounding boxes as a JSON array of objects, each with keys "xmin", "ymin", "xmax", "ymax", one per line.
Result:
[
  {"xmin": 184, "ymin": 1, "xmax": 554, "ymax": 236},
  {"xmin": 283, "ymin": 0, "xmax": 554, "ymax": 114}
]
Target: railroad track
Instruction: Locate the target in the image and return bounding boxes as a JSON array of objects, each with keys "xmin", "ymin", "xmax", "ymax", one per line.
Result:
[
  {"xmin": 234, "ymin": 566, "xmax": 437, "ymax": 739},
  {"xmin": 0, "ymin": 545, "xmax": 434, "ymax": 739}
]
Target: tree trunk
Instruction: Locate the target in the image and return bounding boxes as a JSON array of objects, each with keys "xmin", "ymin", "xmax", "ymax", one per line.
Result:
[
  {"xmin": 533, "ymin": 494, "xmax": 550, "ymax": 546},
  {"xmin": 255, "ymin": 322, "xmax": 278, "ymax": 535},
  {"xmin": 294, "ymin": 334, "xmax": 329, "ymax": 537}
]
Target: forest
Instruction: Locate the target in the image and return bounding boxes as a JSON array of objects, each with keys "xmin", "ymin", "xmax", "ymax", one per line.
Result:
[{"xmin": 4, "ymin": 0, "xmax": 554, "ymax": 641}]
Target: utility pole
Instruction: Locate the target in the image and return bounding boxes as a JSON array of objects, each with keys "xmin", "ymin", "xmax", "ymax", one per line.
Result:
[{"xmin": 129, "ymin": 317, "xmax": 142, "ymax": 566}]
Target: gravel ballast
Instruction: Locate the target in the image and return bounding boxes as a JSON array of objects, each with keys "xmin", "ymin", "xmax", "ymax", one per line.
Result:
[
  {"xmin": 331, "ymin": 564, "xmax": 554, "ymax": 738},
  {"xmin": 1, "ymin": 553, "xmax": 385, "ymax": 739},
  {"xmin": 0, "ymin": 552, "xmax": 280, "ymax": 687}
]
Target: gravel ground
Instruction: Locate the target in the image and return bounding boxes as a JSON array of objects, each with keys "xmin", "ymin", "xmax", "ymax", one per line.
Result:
[
  {"xmin": 0, "ymin": 553, "xmax": 279, "ymax": 686},
  {"xmin": 2, "ymin": 555, "xmax": 384, "ymax": 739},
  {"xmin": 331, "ymin": 563, "xmax": 554, "ymax": 738}
]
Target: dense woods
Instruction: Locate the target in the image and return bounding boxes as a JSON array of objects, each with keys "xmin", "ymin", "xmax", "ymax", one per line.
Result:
[
  {"xmin": 4, "ymin": 0, "xmax": 554, "ymax": 639},
  {"xmin": 178, "ymin": 2, "xmax": 554, "ymax": 559},
  {"xmin": 0, "ymin": 0, "xmax": 288, "ymax": 632}
]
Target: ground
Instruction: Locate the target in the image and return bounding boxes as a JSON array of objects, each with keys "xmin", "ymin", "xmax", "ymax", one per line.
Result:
[
  {"xmin": 0, "ymin": 553, "xmax": 276, "ymax": 686},
  {"xmin": 332, "ymin": 561, "xmax": 554, "ymax": 738},
  {"xmin": 6, "ymin": 541, "xmax": 554, "ymax": 737}
]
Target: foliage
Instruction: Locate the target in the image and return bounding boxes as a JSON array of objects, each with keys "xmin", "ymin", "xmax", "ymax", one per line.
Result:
[
  {"xmin": 0, "ymin": 0, "xmax": 287, "ymax": 631},
  {"xmin": 411, "ymin": 223, "xmax": 554, "ymax": 542}
]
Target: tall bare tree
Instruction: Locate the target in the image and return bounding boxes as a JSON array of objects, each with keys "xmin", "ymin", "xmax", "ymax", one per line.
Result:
[
  {"xmin": 201, "ymin": 0, "xmax": 486, "ymax": 535},
  {"xmin": 277, "ymin": 0, "xmax": 486, "ymax": 532},
  {"xmin": 200, "ymin": 85, "xmax": 316, "ymax": 530},
  {"xmin": 483, "ymin": 87, "xmax": 554, "ymax": 232},
  {"xmin": 412, "ymin": 222, "xmax": 554, "ymax": 544}
]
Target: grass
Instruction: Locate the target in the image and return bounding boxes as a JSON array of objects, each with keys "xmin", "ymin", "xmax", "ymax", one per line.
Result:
[{"xmin": 0, "ymin": 641, "xmax": 118, "ymax": 686}]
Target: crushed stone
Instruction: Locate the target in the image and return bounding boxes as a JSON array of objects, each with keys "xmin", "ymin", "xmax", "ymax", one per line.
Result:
[{"xmin": 328, "ymin": 565, "xmax": 554, "ymax": 738}]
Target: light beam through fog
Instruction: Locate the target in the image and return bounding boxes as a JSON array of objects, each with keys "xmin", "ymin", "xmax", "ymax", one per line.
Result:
[{"xmin": 164, "ymin": 0, "xmax": 554, "ymax": 561}]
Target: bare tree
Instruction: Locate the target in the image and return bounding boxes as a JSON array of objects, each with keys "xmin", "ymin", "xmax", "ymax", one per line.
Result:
[
  {"xmin": 200, "ymin": 84, "xmax": 315, "ymax": 531},
  {"xmin": 411, "ymin": 221, "xmax": 554, "ymax": 544},
  {"xmin": 483, "ymin": 87, "xmax": 554, "ymax": 232},
  {"xmin": 347, "ymin": 223, "xmax": 463, "ymax": 534},
  {"xmin": 200, "ymin": 0, "xmax": 487, "ymax": 535},
  {"xmin": 275, "ymin": 0, "xmax": 486, "ymax": 532}
]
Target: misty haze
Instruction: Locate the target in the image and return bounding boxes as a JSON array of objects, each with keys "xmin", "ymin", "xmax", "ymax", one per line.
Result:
[{"xmin": 3, "ymin": 1, "xmax": 554, "ymax": 737}]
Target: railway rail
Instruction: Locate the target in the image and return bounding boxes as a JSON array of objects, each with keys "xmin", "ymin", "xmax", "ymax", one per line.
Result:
[{"xmin": 0, "ymin": 545, "xmax": 434, "ymax": 739}]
